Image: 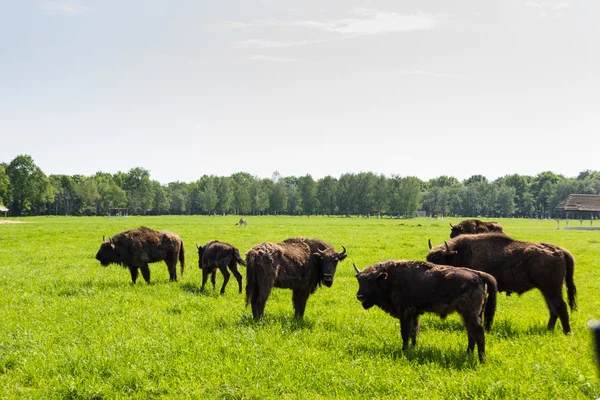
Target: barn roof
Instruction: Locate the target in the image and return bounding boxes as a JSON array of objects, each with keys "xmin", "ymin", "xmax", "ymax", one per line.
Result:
[
  {"xmin": 0, "ymin": 205, "xmax": 8, "ymax": 212},
  {"xmin": 554, "ymin": 194, "xmax": 600, "ymax": 213}
]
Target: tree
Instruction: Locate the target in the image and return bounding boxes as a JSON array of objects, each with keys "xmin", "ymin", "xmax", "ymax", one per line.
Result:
[
  {"xmin": 73, "ymin": 177, "xmax": 100, "ymax": 215},
  {"xmin": 197, "ymin": 176, "xmax": 219, "ymax": 215},
  {"xmin": 269, "ymin": 180, "xmax": 287, "ymax": 215},
  {"xmin": 231, "ymin": 172, "xmax": 253, "ymax": 214},
  {"xmin": 6, "ymin": 155, "xmax": 52, "ymax": 216},
  {"xmin": 495, "ymin": 185, "xmax": 516, "ymax": 217},
  {"xmin": 297, "ymin": 175, "xmax": 316, "ymax": 215},
  {"xmin": 0, "ymin": 164, "xmax": 11, "ymax": 207},
  {"xmin": 251, "ymin": 178, "xmax": 271, "ymax": 215},
  {"xmin": 215, "ymin": 177, "xmax": 233, "ymax": 214},
  {"xmin": 388, "ymin": 176, "xmax": 422, "ymax": 217},
  {"xmin": 124, "ymin": 167, "xmax": 153, "ymax": 215},
  {"xmin": 151, "ymin": 181, "xmax": 169, "ymax": 215},
  {"xmin": 315, "ymin": 176, "xmax": 337, "ymax": 215}
]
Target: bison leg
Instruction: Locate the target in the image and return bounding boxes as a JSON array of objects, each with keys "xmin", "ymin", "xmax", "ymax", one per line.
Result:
[
  {"xmin": 292, "ymin": 289, "xmax": 311, "ymax": 319},
  {"xmin": 410, "ymin": 315, "xmax": 420, "ymax": 347},
  {"xmin": 140, "ymin": 264, "xmax": 151, "ymax": 283},
  {"xmin": 462, "ymin": 313, "xmax": 486, "ymax": 362},
  {"xmin": 229, "ymin": 262, "xmax": 243, "ymax": 294},
  {"xmin": 218, "ymin": 265, "xmax": 231, "ymax": 295},
  {"xmin": 166, "ymin": 261, "xmax": 177, "ymax": 282},
  {"xmin": 211, "ymin": 269, "xmax": 217, "ymax": 290},
  {"xmin": 399, "ymin": 313, "xmax": 415, "ymax": 351},
  {"xmin": 200, "ymin": 267, "xmax": 212, "ymax": 291},
  {"xmin": 128, "ymin": 267, "xmax": 139, "ymax": 284},
  {"xmin": 542, "ymin": 292, "xmax": 571, "ymax": 334},
  {"xmin": 251, "ymin": 285, "xmax": 272, "ymax": 320}
]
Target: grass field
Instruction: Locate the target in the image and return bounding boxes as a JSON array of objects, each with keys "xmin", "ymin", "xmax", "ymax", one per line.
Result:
[{"xmin": 0, "ymin": 216, "xmax": 599, "ymax": 399}]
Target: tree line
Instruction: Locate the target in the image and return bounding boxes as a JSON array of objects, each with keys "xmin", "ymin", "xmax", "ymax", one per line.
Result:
[{"xmin": 1, "ymin": 154, "xmax": 599, "ymax": 218}]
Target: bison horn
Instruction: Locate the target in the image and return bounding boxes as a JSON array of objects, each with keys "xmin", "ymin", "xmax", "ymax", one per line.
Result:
[
  {"xmin": 449, "ymin": 223, "xmax": 454, "ymax": 228},
  {"xmin": 196, "ymin": 244, "xmax": 199, "ymax": 250},
  {"xmin": 444, "ymin": 241, "xmax": 450, "ymax": 253},
  {"xmin": 339, "ymin": 246, "xmax": 347, "ymax": 256},
  {"xmin": 103, "ymin": 235, "xmax": 105, "ymax": 241},
  {"xmin": 353, "ymin": 263, "xmax": 360, "ymax": 274},
  {"xmin": 428, "ymin": 239, "xmax": 432, "ymax": 250}
]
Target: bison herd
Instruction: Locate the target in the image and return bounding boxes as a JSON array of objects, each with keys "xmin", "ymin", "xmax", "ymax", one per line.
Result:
[{"xmin": 95, "ymin": 219, "xmax": 577, "ymax": 363}]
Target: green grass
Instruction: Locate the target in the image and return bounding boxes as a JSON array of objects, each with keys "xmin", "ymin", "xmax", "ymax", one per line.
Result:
[{"xmin": 0, "ymin": 216, "xmax": 599, "ymax": 399}]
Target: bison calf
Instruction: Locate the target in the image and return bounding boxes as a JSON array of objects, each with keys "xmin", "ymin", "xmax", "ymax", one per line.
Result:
[
  {"xmin": 197, "ymin": 240, "xmax": 245, "ymax": 294},
  {"xmin": 354, "ymin": 260, "xmax": 497, "ymax": 362},
  {"xmin": 95, "ymin": 226, "xmax": 185, "ymax": 284},
  {"xmin": 245, "ymin": 237, "xmax": 347, "ymax": 320}
]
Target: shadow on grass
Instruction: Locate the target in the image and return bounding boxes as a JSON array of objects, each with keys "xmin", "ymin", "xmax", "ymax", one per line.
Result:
[
  {"xmin": 237, "ymin": 314, "xmax": 315, "ymax": 331},
  {"xmin": 491, "ymin": 319, "xmax": 554, "ymax": 339},
  {"xmin": 349, "ymin": 342, "xmax": 480, "ymax": 370},
  {"xmin": 179, "ymin": 282, "xmax": 223, "ymax": 297}
]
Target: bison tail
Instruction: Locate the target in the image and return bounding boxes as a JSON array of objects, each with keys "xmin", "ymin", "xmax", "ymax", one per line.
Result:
[
  {"xmin": 235, "ymin": 248, "xmax": 247, "ymax": 267},
  {"xmin": 179, "ymin": 241, "xmax": 186, "ymax": 276},
  {"xmin": 478, "ymin": 271, "xmax": 497, "ymax": 332},
  {"xmin": 564, "ymin": 250, "xmax": 577, "ymax": 311}
]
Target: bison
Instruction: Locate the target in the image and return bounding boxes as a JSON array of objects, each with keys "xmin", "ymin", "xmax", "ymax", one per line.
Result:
[
  {"xmin": 449, "ymin": 219, "xmax": 504, "ymax": 238},
  {"xmin": 245, "ymin": 237, "xmax": 347, "ymax": 319},
  {"xmin": 235, "ymin": 218, "xmax": 248, "ymax": 226},
  {"xmin": 354, "ymin": 260, "xmax": 497, "ymax": 362},
  {"xmin": 427, "ymin": 233, "xmax": 577, "ymax": 333},
  {"xmin": 197, "ymin": 240, "xmax": 246, "ymax": 294},
  {"xmin": 95, "ymin": 226, "xmax": 185, "ymax": 284}
]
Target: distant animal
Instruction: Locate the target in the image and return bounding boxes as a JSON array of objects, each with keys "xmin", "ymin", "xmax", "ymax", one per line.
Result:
[
  {"xmin": 449, "ymin": 219, "xmax": 504, "ymax": 238},
  {"xmin": 95, "ymin": 226, "xmax": 185, "ymax": 284},
  {"xmin": 245, "ymin": 237, "xmax": 347, "ymax": 319},
  {"xmin": 427, "ymin": 233, "xmax": 576, "ymax": 333},
  {"xmin": 235, "ymin": 218, "xmax": 248, "ymax": 226},
  {"xmin": 354, "ymin": 260, "xmax": 497, "ymax": 362},
  {"xmin": 197, "ymin": 240, "xmax": 246, "ymax": 294}
]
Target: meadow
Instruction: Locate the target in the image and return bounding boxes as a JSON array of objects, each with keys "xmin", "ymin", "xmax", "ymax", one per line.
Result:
[{"xmin": 0, "ymin": 215, "xmax": 599, "ymax": 399}]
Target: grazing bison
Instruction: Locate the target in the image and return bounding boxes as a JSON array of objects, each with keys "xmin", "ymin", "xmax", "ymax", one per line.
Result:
[
  {"xmin": 235, "ymin": 218, "xmax": 248, "ymax": 226},
  {"xmin": 95, "ymin": 226, "xmax": 185, "ymax": 284},
  {"xmin": 245, "ymin": 237, "xmax": 347, "ymax": 319},
  {"xmin": 197, "ymin": 240, "xmax": 246, "ymax": 294},
  {"xmin": 449, "ymin": 219, "xmax": 504, "ymax": 238},
  {"xmin": 427, "ymin": 233, "xmax": 576, "ymax": 333},
  {"xmin": 354, "ymin": 260, "xmax": 497, "ymax": 362}
]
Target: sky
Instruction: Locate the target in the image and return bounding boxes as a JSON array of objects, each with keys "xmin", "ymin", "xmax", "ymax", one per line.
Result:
[{"xmin": 1, "ymin": 1, "xmax": 598, "ymax": 184}]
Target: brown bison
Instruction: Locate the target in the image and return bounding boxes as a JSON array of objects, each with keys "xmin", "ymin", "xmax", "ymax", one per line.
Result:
[
  {"xmin": 245, "ymin": 237, "xmax": 347, "ymax": 319},
  {"xmin": 427, "ymin": 233, "xmax": 576, "ymax": 333},
  {"xmin": 354, "ymin": 260, "xmax": 497, "ymax": 362},
  {"xmin": 449, "ymin": 219, "xmax": 504, "ymax": 238},
  {"xmin": 197, "ymin": 240, "xmax": 246, "ymax": 294},
  {"xmin": 95, "ymin": 226, "xmax": 185, "ymax": 284},
  {"xmin": 235, "ymin": 218, "xmax": 248, "ymax": 226}
]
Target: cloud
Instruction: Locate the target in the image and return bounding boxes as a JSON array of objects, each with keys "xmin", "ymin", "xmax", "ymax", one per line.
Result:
[
  {"xmin": 525, "ymin": 2, "xmax": 570, "ymax": 17},
  {"xmin": 397, "ymin": 69, "xmax": 465, "ymax": 79},
  {"xmin": 229, "ymin": 8, "xmax": 439, "ymax": 48},
  {"xmin": 39, "ymin": 1, "xmax": 88, "ymax": 15},
  {"xmin": 247, "ymin": 55, "xmax": 310, "ymax": 63}
]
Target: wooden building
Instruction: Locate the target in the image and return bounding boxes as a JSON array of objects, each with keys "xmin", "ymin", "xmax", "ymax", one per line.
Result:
[{"xmin": 554, "ymin": 194, "xmax": 600, "ymax": 230}]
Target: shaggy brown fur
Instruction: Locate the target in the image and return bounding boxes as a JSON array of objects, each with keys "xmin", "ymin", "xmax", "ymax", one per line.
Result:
[
  {"xmin": 245, "ymin": 237, "xmax": 347, "ymax": 319},
  {"xmin": 197, "ymin": 240, "xmax": 246, "ymax": 294},
  {"xmin": 95, "ymin": 226, "xmax": 185, "ymax": 284},
  {"xmin": 355, "ymin": 260, "xmax": 497, "ymax": 362},
  {"xmin": 427, "ymin": 233, "xmax": 576, "ymax": 333},
  {"xmin": 235, "ymin": 218, "xmax": 248, "ymax": 226},
  {"xmin": 449, "ymin": 219, "xmax": 504, "ymax": 238}
]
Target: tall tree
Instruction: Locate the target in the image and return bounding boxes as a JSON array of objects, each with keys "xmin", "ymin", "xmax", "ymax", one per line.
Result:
[
  {"xmin": 6, "ymin": 155, "xmax": 52, "ymax": 216},
  {"xmin": 231, "ymin": 172, "xmax": 253, "ymax": 214},
  {"xmin": 315, "ymin": 176, "xmax": 338, "ymax": 215},
  {"xmin": 297, "ymin": 174, "xmax": 316, "ymax": 215},
  {"xmin": 124, "ymin": 167, "xmax": 153, "ymax": 215},
  {"xmin": 0, "ymin": 164, "xmax": 11, "ymax": 207}
]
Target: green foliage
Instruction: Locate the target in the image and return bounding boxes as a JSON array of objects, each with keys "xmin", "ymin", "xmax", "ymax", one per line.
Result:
[{"xmin": 0, "ymin": 216, "xmax": 598, "ymax": 399}]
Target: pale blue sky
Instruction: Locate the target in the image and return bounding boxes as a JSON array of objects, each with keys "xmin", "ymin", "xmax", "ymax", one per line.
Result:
[{"xmin": 1, "ymin": 1, "xmax": 598, "ymax": 183}]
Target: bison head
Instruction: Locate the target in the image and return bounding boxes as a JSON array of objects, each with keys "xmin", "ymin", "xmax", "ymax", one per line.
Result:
[
  {"xmin": 314, "ymin": 245, "xmax": 347, "ymax": 287},
  {"xmin": 354, "ymin": 263, "xmax": 387, "ymax": 310},
  {"xmin": 95, "ymin": 238, "xmax": 121, "ymax": 267},
  {"xmin": 426, "ymin": 239, "xmax": 470, "ymax": 268},
  {"xmin": 449, "ymin": 223, "xmax": 465, "ymax": 239}
]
